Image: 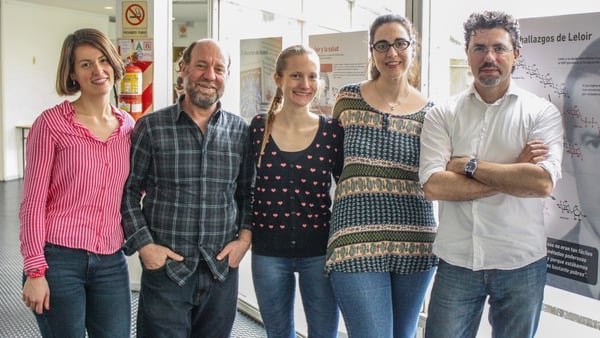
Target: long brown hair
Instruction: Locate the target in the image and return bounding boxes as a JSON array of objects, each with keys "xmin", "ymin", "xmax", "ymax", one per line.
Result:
[
  {"xmin": 257, "ymin": 45, "xmax": 320, "ymax": 167},
  {"xmin": 368, "ymin": 14, "xmax": 420, "ymax": 87}
]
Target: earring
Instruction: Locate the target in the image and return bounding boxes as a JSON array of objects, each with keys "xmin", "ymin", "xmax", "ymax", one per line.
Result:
[{"xmin": 72, "ymin": 80, "xmax": 78, "ymax": 88}]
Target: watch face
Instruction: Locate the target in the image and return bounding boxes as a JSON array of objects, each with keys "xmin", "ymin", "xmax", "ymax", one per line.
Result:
[{"xmin": 466, "ymin": 159, "xmax": 477, "ymax": 177}]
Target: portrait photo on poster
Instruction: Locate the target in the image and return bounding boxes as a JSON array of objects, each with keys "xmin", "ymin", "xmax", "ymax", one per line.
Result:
[{"xmin": 515, "ymin": 13, "xmax": 600, "ymax": 300}]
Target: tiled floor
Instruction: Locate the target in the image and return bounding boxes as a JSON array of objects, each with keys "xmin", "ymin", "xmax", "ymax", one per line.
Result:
[{"xmin": 0, "ymin": 179, "xmax": 267, "ymax": 337}]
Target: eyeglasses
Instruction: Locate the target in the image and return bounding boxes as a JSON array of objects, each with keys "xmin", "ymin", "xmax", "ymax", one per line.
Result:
[
  {"xmin": 469, "ymin": 45, "xmax": 513, "ymax": 55},
  {"xmin": 371, "ymin": 39, "xmax": 412, "ymax": 53}
]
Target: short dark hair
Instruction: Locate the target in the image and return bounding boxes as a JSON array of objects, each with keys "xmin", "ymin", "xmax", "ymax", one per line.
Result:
[
  {"xmin": 463, "ymin": 11, "xmax": 522, "ymax": 52},
  {"xmin": 56, "ymin": 28, "xmax": 124, "ymax": 96}
]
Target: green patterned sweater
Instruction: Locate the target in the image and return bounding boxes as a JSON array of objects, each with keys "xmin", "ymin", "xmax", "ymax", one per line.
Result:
[{"xmin": 325, "ymin": 83, "xmax": 438, "ymax": 274}]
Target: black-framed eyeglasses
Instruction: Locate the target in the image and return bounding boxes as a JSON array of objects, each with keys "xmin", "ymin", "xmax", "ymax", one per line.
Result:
[{"xmin": 371, "ymin": 39, "xmax": 412, "ymax": 53}]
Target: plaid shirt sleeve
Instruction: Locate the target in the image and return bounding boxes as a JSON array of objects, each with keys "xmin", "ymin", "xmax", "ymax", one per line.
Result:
[
  {"xmin": 121, "ymin": 115, "xmax": 155, "ymax": 255},
  {"xmin": 235, "ymin": 125, "xmax": 255, "ymax": 233}
]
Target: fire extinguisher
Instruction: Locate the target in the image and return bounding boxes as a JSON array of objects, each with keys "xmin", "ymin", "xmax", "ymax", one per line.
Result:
[{"xmin": 119, "ymin": 60, "xmax": 143, "ymax": 120}]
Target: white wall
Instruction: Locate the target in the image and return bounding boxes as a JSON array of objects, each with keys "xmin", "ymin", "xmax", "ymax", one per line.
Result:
[
  {"xmin": 1, "ymin": 0, "xmax": 111, "ymax": 180},
  {"xmin": 0, "ymin": 0, "xmax": 4, "ymax": 181}
]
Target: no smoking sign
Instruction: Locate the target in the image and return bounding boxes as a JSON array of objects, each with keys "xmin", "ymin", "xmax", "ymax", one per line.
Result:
[
  {"xmin": 122, "ymin": 1, "xmax": 148, "ymax": 38},
  {"xmin": 126, "ymin": 4, "xmax": 145, "ymax": 26}
]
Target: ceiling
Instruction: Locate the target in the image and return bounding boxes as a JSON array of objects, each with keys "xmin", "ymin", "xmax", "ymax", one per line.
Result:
[{"xmin": 16, "ymin": 0, "xmax": 208, "ymax": 22}]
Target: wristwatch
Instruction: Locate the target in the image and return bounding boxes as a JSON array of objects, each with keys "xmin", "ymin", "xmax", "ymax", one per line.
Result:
[{"xmin": 465, "ymin": 158, "xmax": 478, "ymax": 178}]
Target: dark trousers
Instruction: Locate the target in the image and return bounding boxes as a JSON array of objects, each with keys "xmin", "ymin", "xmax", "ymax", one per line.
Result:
[{"xmin": 136, "ymin": 262, "xmax": 238, "ymax": 338}]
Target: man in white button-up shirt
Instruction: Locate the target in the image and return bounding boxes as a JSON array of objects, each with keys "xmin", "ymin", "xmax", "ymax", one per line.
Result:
[{"xmin": 419, "ymin": 11, "xmax": 564, "ymax": 338}]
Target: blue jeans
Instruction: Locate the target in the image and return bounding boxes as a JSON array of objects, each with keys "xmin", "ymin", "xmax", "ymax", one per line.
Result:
[
  {"xmin": 30, "ymin": 244, "xmax": 131, "ymax": 338},
  {"xmin": 425, "ymin": 258, "xmax": 547, "ymax": 338},
  {"xmin": 137, "ymin": 260, "xmax": 238, "ymax": 338},
  {"xmin": 329, "ymin": 269, "xmax": 435, "ymax": 338},
  {"xmin": 252, "ymin": 254, "xmax": 339, "ymax": 338}
]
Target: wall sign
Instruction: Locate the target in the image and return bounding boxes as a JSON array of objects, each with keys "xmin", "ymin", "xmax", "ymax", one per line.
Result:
[{"xmin": 122, "ymin": 1, "xmax": 148, "ymax": 38}]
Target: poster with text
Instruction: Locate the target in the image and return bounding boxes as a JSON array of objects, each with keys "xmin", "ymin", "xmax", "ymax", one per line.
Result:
[
  {"xmin": 309, "ymin": 31, "xmax": 369, "ymax": 116},
  {"xmin": 514, "ymin": 12, "xmax": 600, "ymax": 299},
  {"xmin": 240, "ymin": 37, "xmax": 282, "ymax": 120}
]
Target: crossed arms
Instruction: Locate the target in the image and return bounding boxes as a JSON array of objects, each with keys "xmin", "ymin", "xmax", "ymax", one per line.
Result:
[{"xmin": 422, "ymin": 140, "xmax": 553, "ymax": 201}]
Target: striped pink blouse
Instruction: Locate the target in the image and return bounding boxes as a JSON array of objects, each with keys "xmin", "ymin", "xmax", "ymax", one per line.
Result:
[{"xmin": 19, "ymin": 100, "xmax": 135, "ymax": 274}]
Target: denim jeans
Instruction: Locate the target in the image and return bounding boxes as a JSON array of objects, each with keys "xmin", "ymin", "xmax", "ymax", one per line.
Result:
[
  {"xmin": 136, "ymin": 260, "xmax": 238, "ymax": 338},
  {"xmin": 329, "ymin": 269, "xmax": 435, "ymax": 338},
  {"xmin": 425, "ymin": 258, "xmax": 547, "ymax": 338},
  {"xmin": 30, "ymin": 243, "xmax": 131, "ymax": 338},
  {"xmin": 252, "ymin": 254, "xmax": 339, "ymax": 338}
]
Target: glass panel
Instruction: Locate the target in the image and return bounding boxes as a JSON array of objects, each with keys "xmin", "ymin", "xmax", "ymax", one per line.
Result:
[
  {"xmin": 172, "ymin": 1, "xmax": 209, "ymax": 44},
  {"xmin": 428, "ymin": 0, "xmax": 600, "ymax": 103},
  {"xmin": 218, "ymin": 0, "xmax": 407, "ymax": 114},
  {"xmin": 217, "ymin": 1, "xmax": 305, "ymax": 114},
  {"xmin": 172, "ymin": 1, "xmax": 210, "ymax": 102},
  {"xmin": 303, "ymin": 0, "xmax": 352, "ymax": 33},
  {"xmin": 217, "ymin": 2, "xmax": 406, "ymax": 336}
]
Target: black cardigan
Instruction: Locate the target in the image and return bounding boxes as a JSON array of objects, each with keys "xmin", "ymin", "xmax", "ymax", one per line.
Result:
[{"xmin": 249, "ymin": 113, "xmax": 343, "ymax": 257}]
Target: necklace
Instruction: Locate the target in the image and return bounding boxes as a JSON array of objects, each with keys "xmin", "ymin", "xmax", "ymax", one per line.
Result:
[{"xmin": 374, "ymin": 81, "xmax": 406, "ymax": 111}]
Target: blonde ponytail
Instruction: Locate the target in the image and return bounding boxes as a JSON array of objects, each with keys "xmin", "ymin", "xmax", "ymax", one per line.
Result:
[{"xmin": 257, "ymin": 87, "xmax": 283, "ymax": 168}]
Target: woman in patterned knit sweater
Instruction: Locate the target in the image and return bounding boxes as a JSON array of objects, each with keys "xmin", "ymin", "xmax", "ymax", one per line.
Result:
[
  {"xmin": 250, "ymin": 45, "xmax": 343, "ymax": 338},
  {"xmin": 325, "ymin": 14, "xmax": 438, "ymax": 338}
]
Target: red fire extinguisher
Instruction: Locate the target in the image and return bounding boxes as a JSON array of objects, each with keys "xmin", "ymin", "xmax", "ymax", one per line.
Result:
[{"xmin": 119, "ymin": 60, "xmax": 143, "ymax": 120}]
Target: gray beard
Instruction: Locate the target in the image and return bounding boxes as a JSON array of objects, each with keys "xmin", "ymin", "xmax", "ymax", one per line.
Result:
[
  {"xmin": 477, "ymin": 75, "xmax": 501, "ymax": 87},
  {"xmin": 189, "ymin": 91, "xmax": 218, "ymax": 109}
]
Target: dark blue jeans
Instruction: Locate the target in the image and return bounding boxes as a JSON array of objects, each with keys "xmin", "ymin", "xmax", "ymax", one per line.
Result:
[
  {"xmin": 136, "ymin": 260, "xmax": 238, "ymax": 338},
  {"xmin": 425, "ymin": 258, "xmax": 547, "ymax": 338},
  {"xmin": 31, "ymin": 244, "xmax": 131, "ymax": 338},
  {"xmin": 252, "ymin": 254, "xmax": 339, "ymax": 338},
  {"xmin": 330, "ymin": 269, "xmax": 435, "ymax": 338}
]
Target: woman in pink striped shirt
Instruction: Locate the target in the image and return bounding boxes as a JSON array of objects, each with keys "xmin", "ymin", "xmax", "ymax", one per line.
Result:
[{"xmin": 19, "ymin": 28, "xmax": 135, "ymax": 338}]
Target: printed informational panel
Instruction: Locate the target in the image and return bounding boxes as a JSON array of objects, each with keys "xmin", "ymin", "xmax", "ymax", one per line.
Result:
[
  {"xmin": 309, "ymin": 31, "xmax": 369, "ymax": 116},
  {"xmin": 239, "ymin": 37, "xmax": 282, "ymax": 120},
  {"xmin": 514, "ymin": 12, "xmax": 600, "ymax": 299}
]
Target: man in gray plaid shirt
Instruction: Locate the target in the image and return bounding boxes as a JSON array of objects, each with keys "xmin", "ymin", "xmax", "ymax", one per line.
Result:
[{"xmin": 121, "ymin": 39, "xmax": 254, "ymax": 338}]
